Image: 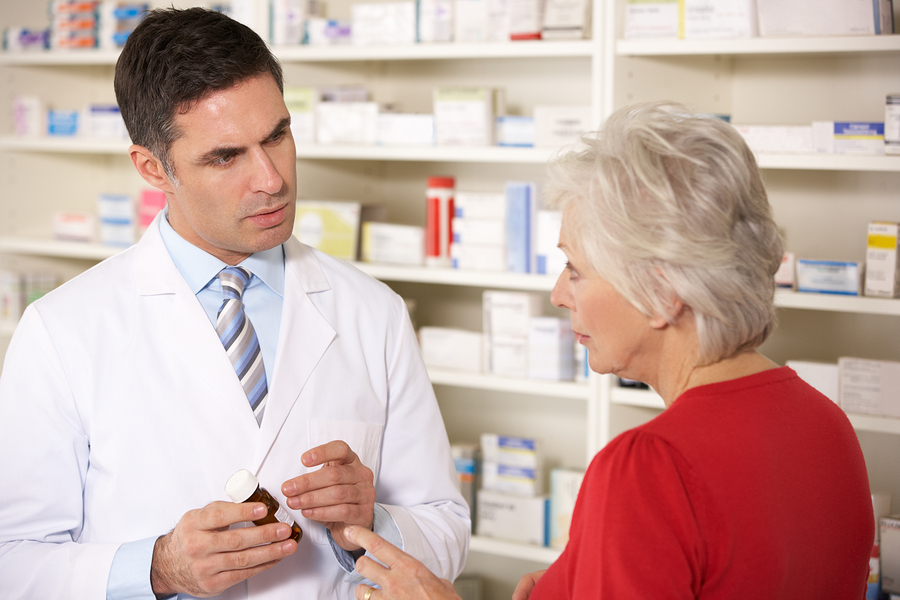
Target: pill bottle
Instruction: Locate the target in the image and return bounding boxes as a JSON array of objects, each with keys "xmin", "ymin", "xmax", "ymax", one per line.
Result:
[
  {"xmin": 425, "ymin": 176, "xmax": 455, "ymax": 267},
  {"xmin": 225, "ymin": 469, "xmax": 303, "ymax": 542}
]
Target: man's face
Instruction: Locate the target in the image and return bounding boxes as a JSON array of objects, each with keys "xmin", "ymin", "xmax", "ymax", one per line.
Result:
[{"xmin": 164, "ymin": 74, "xmax": 297, "ymax": 265}]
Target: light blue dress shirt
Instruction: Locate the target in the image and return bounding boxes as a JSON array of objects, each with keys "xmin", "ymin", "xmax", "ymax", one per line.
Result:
[{"xmin": 105, "ymin": 213, "xmax": 399, "ymax": 599}]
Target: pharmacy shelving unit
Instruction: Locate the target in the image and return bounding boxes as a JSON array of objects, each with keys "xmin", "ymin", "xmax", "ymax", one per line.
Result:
[{"xmin": 600, "ymin": 0, "xmax": 900, "ymax": 513}]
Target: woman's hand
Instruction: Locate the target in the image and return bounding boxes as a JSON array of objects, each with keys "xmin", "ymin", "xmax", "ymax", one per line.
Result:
[
  {"xmin": 512, "ymin": 570, "xmax": 547, "ymax": 600},
  {"xmin": 344, "ymin": 525, "xmax": 461, "ymax": 600}
]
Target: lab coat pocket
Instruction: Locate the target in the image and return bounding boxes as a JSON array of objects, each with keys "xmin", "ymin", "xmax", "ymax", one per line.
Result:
[{"xmin": 304, "ymin": 418, "xmax": 384, "ymax": 545}]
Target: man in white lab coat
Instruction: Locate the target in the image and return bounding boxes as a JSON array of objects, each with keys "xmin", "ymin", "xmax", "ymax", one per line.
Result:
[{"xmin": 0, "ymin": 7, "xmax": 469, "ymax": 599}]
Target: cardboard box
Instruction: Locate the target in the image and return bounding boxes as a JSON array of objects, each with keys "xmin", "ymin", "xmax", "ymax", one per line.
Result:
[
  {"xmin": 315, "ymin": 102, "xmax": 379, "ymax": 145},
  {"xmin": 351, "ymin": 2, "xmax": 417, "ymax": 45},
  {"xmin": 455, "ymin": 192, "xmax": 506, "ymax": 220},
  {"xmin": 549, "ymin": 468, "xmax": 584, "ymax": 548},
  {"xmin": 476, "ymin": 490, "xmax": 548, "ymax": 546},
  {"xmin": 377, "ymin": 113, "xmax": 435, "ymax": 146},
  {"xmin": 839, "ymin": 358, "xmax": 900, "ymax": 418},
  {"xmin": 813, "ymin": 121, "xmax": 885, "ymax": 155},
  {"xmin": 623, "ymin": 0, "xmax": 679, "ymax": 39},
  {"xmin": 882, "ymin": 516, "xmax": 900, "ymax": 594},
  {"xmin": 683, "ymin": 0, "xmax": 758, "ymax": 39},
  {"xmin": 796, "ymin": 259, "xmax": 861, "ymax": 295},
  {"xmin": 786, "ymin": 360, "xmax": 839, "ymax": 404},
  {"xmin": 534, "ymin": 105, "xmax": 591, "ymax": 148},
  {"xmin": 361, "ymin": 222, "xmax": 425, "ymax": 266},
  {"xmin": 732, "ymin": 125, "xmax": 813, "ymax": 154},
  {"xmin": 450, "ymin": 243, "xmax": 506, "ymax": 271},
  {"xmin": 529, "ymin": 317, "xmax": 575, "ymax": 381},
  {"xmin": 434, "ymin": 87, "xmax": 505, "ymax": 146},
  {"xmin": 757, "ymin": 0, "xmax": 887, "ymax": 36},
  {"xmin": 295, "ymin": 200, "xmax": 379, "ymax": 260},
  {"xmin": 865, "ymin": 221, "xmax": 900, "ymax": 298},
  {"xmin": 418, "ymin": 327, "xmax": 483, "ymax": 372},
  {"xmin": 284, "ymin": 87, "xmax": 317, "ymax": 145},
  {"xmin": 536, "ymin": 209, "xmax": 566, "ymax": 277}
]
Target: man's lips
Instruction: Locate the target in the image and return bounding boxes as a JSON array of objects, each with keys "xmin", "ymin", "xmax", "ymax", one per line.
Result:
[{"xmin": 247, "ymin": 204, "xmax": 287, "ymax": 228}]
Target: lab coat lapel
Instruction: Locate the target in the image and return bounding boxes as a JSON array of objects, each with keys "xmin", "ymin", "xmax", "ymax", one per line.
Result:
[
  {"xmin": 254, "ymin": 238, "xmax": 335, "ymax": 470},
  {"xmin": 133, "ymin": 222, "xmax": 261, "ymax": 435}
]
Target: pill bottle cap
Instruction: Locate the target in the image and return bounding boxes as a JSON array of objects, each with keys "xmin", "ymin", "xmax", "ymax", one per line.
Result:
[
  {"xmin": 426, "ymin": 176, "xmax": 455, "ymax": 189},
  {"xmin": 225, "ymin": 469, "xmax": 259, "ymax": 502}
]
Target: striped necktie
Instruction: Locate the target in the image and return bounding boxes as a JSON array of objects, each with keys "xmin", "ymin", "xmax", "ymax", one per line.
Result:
[{"xmin": 216, "ymin": 266, "xmax": 267, "ymax": 424}]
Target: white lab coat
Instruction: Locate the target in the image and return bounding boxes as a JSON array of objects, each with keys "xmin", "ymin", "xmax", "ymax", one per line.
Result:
[{"xmin": 0, "ymin": 217, "xmax": 470, "ymax": 599}]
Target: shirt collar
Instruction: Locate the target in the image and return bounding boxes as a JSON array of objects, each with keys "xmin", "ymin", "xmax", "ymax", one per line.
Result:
[{"xmin": 158, "ymin": 207, "xmax": 285, "ymax": 297}]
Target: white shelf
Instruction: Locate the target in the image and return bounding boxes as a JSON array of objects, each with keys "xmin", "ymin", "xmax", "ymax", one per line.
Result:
[
  {"xmin": 0, "ymin": 49, "xmax": 121, "ymax": 66},
  {"xmin": 354, "ymin": 262, "xmax": 557, "ymax": 290},
  {"xmin": 846, "ymin": 413, "xmax": 900, "ymax": 436},
  {"xmin": 0, "ymin": 137, "xmax": 557, "ymax": 164},
  {"xmin": 427, "ymin": 367, "xmax": 588, "ymax": 400},
  {"xmin": 610, "ymin": 386, "xmax": 665, "ymax": 409},
  {"xmin": 0, "ymin": 237, "xmax": 124, "ymax": 260},
  {"xmin": 775, "ymin": 290, "xmax": 900, "ymax": 316},
  {"xmin": 469, "ymin": 535, "xmax": 562, "ymax": 564},
  {"xmin": 274, "ymin": 39, "xmax": 595, "ymax": 61},
  {"xmin": 617, "ymin": 34, "xmax": 900, "ymax": 57},
  {"xmin": 757, "ymin": 153, "xmax": 900, "ymax": 172}
]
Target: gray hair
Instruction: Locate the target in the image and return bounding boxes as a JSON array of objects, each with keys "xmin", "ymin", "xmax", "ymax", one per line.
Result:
[{"xmin": 545, "ymin": 101, "xmax": 783, "ymax": 365}]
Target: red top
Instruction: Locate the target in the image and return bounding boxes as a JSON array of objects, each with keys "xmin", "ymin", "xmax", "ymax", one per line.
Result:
[{"xmin": 533, "ymin": 367, "xmax": 873, "ymax": 600}]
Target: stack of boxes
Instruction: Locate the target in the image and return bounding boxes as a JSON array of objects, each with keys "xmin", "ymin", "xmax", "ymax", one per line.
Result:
[{"xmin": 50, "ymin": 1, "xmax": 148, "ymax": 50}]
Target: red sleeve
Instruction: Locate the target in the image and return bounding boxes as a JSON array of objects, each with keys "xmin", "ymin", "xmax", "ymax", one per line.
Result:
[{"xmin": 531, "ymin": 430, "xmax": 704, "ymax": 600}]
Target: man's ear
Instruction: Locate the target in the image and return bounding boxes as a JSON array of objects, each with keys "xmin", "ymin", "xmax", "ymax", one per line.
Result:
[{"xmin": 129, "ymin": 145, "xmax": 174, "ymax": 193}]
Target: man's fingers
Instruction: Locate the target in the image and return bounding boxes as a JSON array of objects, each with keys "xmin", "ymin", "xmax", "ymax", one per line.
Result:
[
  {"xmin": 191, "ymin": 501, "xmax": 267, "ymax": 531},
  {"xmin": 344, "ymin": 525, "xmax": 405, "ymax": 569},
  {"xmin": 301, "ymin": 439, "xmax": 356, "ymax": 468}
]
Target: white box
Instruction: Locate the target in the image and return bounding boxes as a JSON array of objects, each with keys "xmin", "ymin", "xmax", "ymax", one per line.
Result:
[
  {"xmin": 541, "ymin": 0, "xmax": 590, "ymax": 39},
  {"xmin": 774, "ymin": 251, "xmax": 795, "ymax": 288},
  {"xmin": 481, "ymin": 433, "xmax": 540, "ymax": 468},
  {"xmin": 361, "ymin": 222, "xmax": 425, "ymax": 266},
  {"xmin": 623, "ymin": 0, "xmax": 679, "ymax": 39},
  {"xmin": 52, "ymin": 212, "xmax": 94, "ymax": 242},
  {"xmin": 294, "ymin": 200, "xmax": 364, "ymax": 260},
  {"xmin": 529, "ymin": 317, "xmax": 574, "ymax": 381},
  {"xmin": 786, "ymin": 360, "xmax": 839, "ymax": 404},
  {"xmin": 882, "ymin": 516, "xmax": 900, "ymax": 594},
  {"xmin": 450, "ymin": 243, "xmax": 506, "ymax": 271},
  {"xmin": 732, "ymin": 125, "xmax": 813, "ymax": 154},
  {"xmin": 534, "ymin": 105, "xmax": 591, "ymax": 148},
  {"xmin": 434, "ymin": 87, "xmax": 505, "ymax": 146},
  {"xmin": 418, "ymin": 327, "xmax": 483, "ymax": 372},
  {"xmin": 452, "ymin": 218, "xmax": 504, "ymax": 246},
  {"xmin": 455, "ymin": 192, "xmax": 506, "ymax": 220},
  {"xmin": 865, "ymin": 221, "xmax": 900, "ymax": 298},
  {"xmin": 839, "ymin": 358, "xmax": 900, "ymax": 418},
  {"xmin": 315, "ymin": 102, "xmax": 379, "ymax": 145},
  {"xmin": 418, "ymin": 0, "xmax": 453, "ymax": 42},
  {"xmin": 757, "ymin": 0, "xmax": 881, "ymax": 36},
  {"xmin": 536, "ymin": 209, "xmax": 566, "ymax": 277},
  {"xmin": 487, "ymin": 334, "xmax": 529, "ymax": 377},
  {"xmin": 305, "ymin": 18, "xmax": 352, "ymax": 45},
  {"xmin": 549, "ymin": 468, "xmax": 584, "ymax": 549},
  {"xmin": 483, "ymin": 290, "xmax": 543, "ymax": 338},
  {"xmin": 482, "ymin": 462, "xmax": 542, "ymax": 496},
  {"xmin": 683, "ymin": 0, "xmax": 757, "ymax": 39},
  {"xmin": 796, "ymin": 259, "xmax": 861, "ymax": 295},
  {"xmin": 813, "ymin": 121, "xmax": 886, "ymax": 155},
  {"xmin": 271, "ymin": 0, "xmax": 320, "ymax": 45},
  {"xmin": 351, "ymin": 2, "xmax": 417, "ymax": 45},
  {"xmin": 874, "ymin": 493, "xmax": 893, "ymax": 543},
  {"xmin": 83, "ymin": 104, "xmax": 128, "ymax": 140},
  {"xmin": 284, "ymin": 87, "xmax": 317, "ymax": 145},
  {"xmin": 454, "ymin": 0, "xmax": 490, "ymax": 41},
  {"xmin": 377, "ymin": 113, "xmax": 435, "ymax": 146},
  {"xmin": 476, "ymin": 490, "xmax": 548, "ymax": 546},
  {"xmin": 496, "ymin": 116, "xmax": 535, "ymax": 147},
  {"xmin": 97, "ymin": 193, "xmax": 135, "ymax": 247},
  {"xmin": 508, "ymin": 0, "xmax": 544, "ymax": 39}
]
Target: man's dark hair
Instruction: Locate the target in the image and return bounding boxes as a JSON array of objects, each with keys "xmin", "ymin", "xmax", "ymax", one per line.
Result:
[{"xmin": 114, "ymin": 7, "xmax": 284, "ymax": 179}]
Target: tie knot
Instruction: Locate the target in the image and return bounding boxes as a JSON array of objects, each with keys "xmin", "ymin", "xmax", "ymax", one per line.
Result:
[{"xmin": 218, "ymin": 266, "xmax": 251, "ymax": 300}]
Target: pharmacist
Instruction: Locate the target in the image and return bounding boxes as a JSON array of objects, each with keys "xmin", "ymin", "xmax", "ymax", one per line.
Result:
[
  {"xmin": 0, "ymin": 8, "xmax": 469, "ymax": 599},
  {"xmin": 344, "ymin": 103, "xmax": 874, "ymax": 600}
]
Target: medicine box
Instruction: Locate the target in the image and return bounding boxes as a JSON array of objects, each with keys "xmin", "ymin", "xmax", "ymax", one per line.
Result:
[
  {"xmin": 434, "ymin": 87, "xmax": 505, "ymax": 146},
  {"xmin": 508, "ymin": 0, "xmax": 545, "ymax": 40},
  {"xmin": 453, "ymin": 218, "xmax": 504, "ymax": 246},
  {"xmin": 882, "ymin": 516, "xmax": 900, "ymax": 594},
  {"xmin": 418, "ymin": 0, "xmax": 453, "ymax": 42},
  {"xmin": 52, "ymin": 211, "xmax": 94, "ymax": 242},
  {"xmin": 786, "ymin": 360, "xmax": 839, "ymax": 404},
  {"xmin": 481, "ymin": 433, "xmax": 540, "ymax": 468},
  {"xmin": 813, "ymin": 122, "xmax": 885, "ymax": 155},
  {"xmin": 294, "ymin": 200, "xmax": 364, "ymax": 260},
  {"xmin": 682, "ymin": 0, "xmax": 757, "ymax": 39},
  {"xmin": 450, "ymin": 243, "xmax": 505, "ymax": 271},
  {"xmin": 534, "ymin": 105, "xmax": 591, "ymax": 148},
  {"xmin": 496, "ymin": 116, "xmax": 535, "ymax": 148},
  {"xmin": 451, "ymin": 443, "xmax": 479, "ymax": 530},
  {"xmin": 839, "ymin": 358, "xmax": 900, "ymax": 418},
  {"xmin": 476, "ymin": 490, "xmax": 548, "ymax": 546},
  {"xmin": 47, "ymin": 109, "xmax": 79, "ymax": 136},
  {"xmin": 83, "ymin": 104, "xmax": 128, "ymax": 140},
  {"xmin": 757, "ymin": 0, "xmax": 889, "ymax": 36},
  {"xmin": 865, "ymin": 221, "xmax": 900, "ymax": 298},
  {"xmin": 549, "ymin": 468, "xmax": 584, "ymax": 549},
  {"xmin": 541, "ymin": 0, "xmax": 590, "ymax": 39},
  {"xmin": 284, "ymin": 87, "xmax": 317, "ymax": 145},
  {"xmin": 528, "ymin": 317, "xmax": 574, "ymax": 381},
  {"xmin": 623, "ymin": 0, "xmax": 679, "ymax": 39},
  {"xmin": 315, "ymin": 102, "xmax": 379, "ymax": 145},
  {"xmin": 361, "ymin": 222, "xmax": 425, "ymax": 266},
  {"xmin": 732, "ymin": 125, "xmax": 813, "ymax": 154},
  {"xmin": 483, "ymin": 290, "xmax": 543, "ymax": 338},
  {"xmin": 455, "ymin": 192, "xmax": 506, "ymax": 220},
  {"xmin": 505, "ymin": 181, "xmax": 536, "ymax": 274},
  {"xmin": 487, "ymin": 335, "xmax": 529, "ymax": 377},
  {"xmin": 351, "ymin": 2, "xmax": 417, "ymax": 45},
  {"xmin": 774, "ymin": 252, "xmax": 795, "ymax": 288},
  {"xmin": 418, "ymin": 327, "xmax": 483, "ymax": 372},
  {"xmin": 454, "ymin": 0, "xmax": 490, "ymax": 42},
  {"xmin": 536, "ymin": 209, "xmax": 566, "ymax": 276},
  {"xmin": 796, "ymin": 259, "xmax": 861, "ymax": 295},
  {"xmin": 305, "ymin": 18, "xmax": 352, "ymax": 45},
  {"xmin": 482, "ymin": 462, "xmax": 542, "ymax": 496},
  {"xmin": 97, "ymin": 193, "xmax": 135, "ymax": 247},
  {"xmin": 377, "ymin": 113, "xmax": 435, "ymax": 146}
]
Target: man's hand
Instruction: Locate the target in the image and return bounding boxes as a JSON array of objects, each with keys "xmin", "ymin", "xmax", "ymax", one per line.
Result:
[
  {"xmin": 281, "ymin": 440, "xmax": 376, "ymax": 551},
  {"xmin": 344, "ymin": 525, "xmax": 461, "ymax": 600},
  {"xmin": 512, "ymin": 570, "xmax": 547, "ymax": 600},
  {"xmin": 150, "ymin": 501, "xmax": 298, "ymax": 597}
]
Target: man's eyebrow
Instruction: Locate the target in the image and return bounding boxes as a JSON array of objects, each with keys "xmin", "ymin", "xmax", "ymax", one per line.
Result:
[{"xmin": 197, "ymin": 117, "xmax": 292, "ymax": 164}]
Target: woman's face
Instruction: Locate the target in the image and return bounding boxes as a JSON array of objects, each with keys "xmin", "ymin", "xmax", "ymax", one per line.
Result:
[{"xmin": 551, "ymin": 208, "xmax": 658, "ymax": 380}]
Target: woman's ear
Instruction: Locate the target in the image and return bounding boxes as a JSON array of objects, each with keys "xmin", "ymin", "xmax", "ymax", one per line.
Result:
[
  {"xmin": 129, "ymin": 145, "xmax": 174, "ymax": 193},
  {"xmin": 649, "ymin": 297, "xmax": 685, "ymax": 330}
]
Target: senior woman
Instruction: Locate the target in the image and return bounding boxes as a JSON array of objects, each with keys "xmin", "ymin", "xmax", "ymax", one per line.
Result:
[{"xmin": 343, "ymin": 102, "xmax": 874, "ymax": 599}]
